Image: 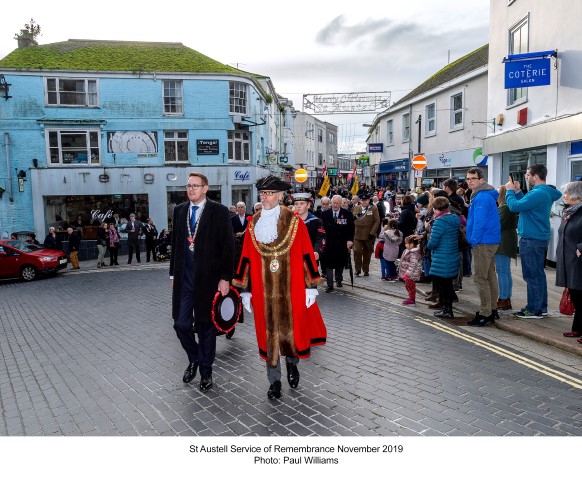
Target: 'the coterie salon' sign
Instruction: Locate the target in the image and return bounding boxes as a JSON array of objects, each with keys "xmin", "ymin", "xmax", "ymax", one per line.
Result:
[{"xmin": 505, "ymin": 57, "xmax": 551, "ymax": 89}]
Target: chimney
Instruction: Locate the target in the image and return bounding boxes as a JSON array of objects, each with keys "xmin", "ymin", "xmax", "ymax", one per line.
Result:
[{"xmin": 17, "ymin": 35, "xmax": 38, "ymax": 49}]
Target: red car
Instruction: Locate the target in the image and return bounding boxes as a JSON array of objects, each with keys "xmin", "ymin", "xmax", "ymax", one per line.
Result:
[{"xmin": 0, "ymin": 240, "xmax": 68, "ymax": 281}]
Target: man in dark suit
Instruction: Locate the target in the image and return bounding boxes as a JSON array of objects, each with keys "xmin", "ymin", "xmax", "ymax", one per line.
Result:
[
  {"xmin": 125, "ymin": 213, "xmax": 143, "ymax": 264},
  {"xmin": 170, "ymin": 172, "xmax": 235, "ymax": 392},
  {"xmin": 321, "ymin": 194, "xmax": 355, "ymax": 292}
]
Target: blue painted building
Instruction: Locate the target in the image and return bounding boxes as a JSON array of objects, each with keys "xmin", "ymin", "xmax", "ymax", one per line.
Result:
[{"xmin": 0, "ymin": 39, "xmax": 280, "ymax": 240}]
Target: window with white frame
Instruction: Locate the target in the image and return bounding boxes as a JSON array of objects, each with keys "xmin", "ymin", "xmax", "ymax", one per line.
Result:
[
  {"xmin": 450, "ymin": 93, "xmax": 463, "ymax": 129},
  {"xmin": 48, "ymin": 130, "xmax": 101, "ymax": 165},
  {"xmin": 46, "ymin": 78, "xmax": 98, "ymax": 107},
  {"xmin": 508, "ymin": 17, "xmax": 529, "ymax": 106},
  {"xmin": 164, "ymin": 131, "xmax": 189, "ymax": 162},
  {"xmin": 229, "ymin": 82, "xmax": 248, "ymax": 115},
  {"xmin": 402, "ymin": 113, "xmax": 411, "ymax": 142},
  {"xmin": 328, "ymin": 132, "xmax": 335, "ymax": 144},
  {"xmin": 318, "ymin": 153, "xmax": 323, "ymax": 166},
  {"xmin": 387, "ymin": 119, "xmax": 394, "ymax": 145},
  {"xmin": 328, "ymin": 154, "xmax": 334, "ymax": 165},
  {"xmin": 163, "ymin": 80, "xmax": 183, "ymax": 115},
  {"xmin": 228, "ymin": 130, "xmax": 250, "ymax": 162},
  {"xmin": 426, "ymin": 103, "xmax": 436, "ymax": 135},
  {"xmin": 318, "ymin": 129, "xmax": 323, "ymax": 143}
]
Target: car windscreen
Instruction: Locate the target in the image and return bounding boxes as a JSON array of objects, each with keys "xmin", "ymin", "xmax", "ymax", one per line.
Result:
[{"xmin": 5, "ymin": 241, "xmax": 42, "ymax": 252}]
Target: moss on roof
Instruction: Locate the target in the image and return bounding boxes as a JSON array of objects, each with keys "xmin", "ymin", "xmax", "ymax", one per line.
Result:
[
  {"xmin": 0, "ymin": 39, "xmax": 246, "ymax": 74},
  {"xmin": 392, "ymin": 44, "xmax": 489, "ymax": 108}
]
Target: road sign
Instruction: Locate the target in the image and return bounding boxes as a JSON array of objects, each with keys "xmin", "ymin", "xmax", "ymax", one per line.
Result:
[
  {"xmin": 414, "ymin": 169, "xmax": 423, "ymax": 179},
  {"xmin": 411, "ymin": 155, "xmax": 427, "ymax": 170},
  {"xmin": 294, "ymin": 168, "xmax": 308, "ymax": 183}
]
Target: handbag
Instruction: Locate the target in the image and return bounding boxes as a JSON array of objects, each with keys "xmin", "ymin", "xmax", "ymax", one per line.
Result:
[
  {"xmin": 559, "ymin": 288, "xmax": 575, "ymax": 315},
  {"xmin": 375, "ymin": 240, "xmax": 384, "ymax": 259},
  {"xmin": 458, "ymin": 226, "xmax": 469, "ymax": 249}
]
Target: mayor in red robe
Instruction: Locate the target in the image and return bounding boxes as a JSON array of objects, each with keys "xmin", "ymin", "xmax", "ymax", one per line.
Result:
[{"xmin": 232, "ymin": 175, "xmax": 326, "ymax": 400}]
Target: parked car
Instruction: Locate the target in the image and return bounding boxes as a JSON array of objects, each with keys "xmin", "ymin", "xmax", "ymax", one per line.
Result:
[{"xmin": 0, "ymin": 240, "xmax": 68, "ymax": 281}]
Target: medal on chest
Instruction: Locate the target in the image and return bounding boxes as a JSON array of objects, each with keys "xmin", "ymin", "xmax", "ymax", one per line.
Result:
[
  {"xmin": 187, "ymin": 237, "xmax": 194, "ymax": 252},
  {"xmin": 269, "ymin": 258, "xmax": 280, "ymax": 272}
]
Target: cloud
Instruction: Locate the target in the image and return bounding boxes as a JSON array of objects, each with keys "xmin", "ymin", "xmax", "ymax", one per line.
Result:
[{"xmin": 315, "ymin": 15, "xmax": 393, "ymax": 46}]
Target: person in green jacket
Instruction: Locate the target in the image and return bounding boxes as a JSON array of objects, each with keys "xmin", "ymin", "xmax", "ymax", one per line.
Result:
[{"xmin": 495, "ymin": 186, "xmax": 518, "ymax": 310}]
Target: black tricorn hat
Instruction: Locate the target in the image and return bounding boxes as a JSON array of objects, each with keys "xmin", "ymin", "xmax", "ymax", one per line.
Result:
[
  {"xmin": 211, "ymin": 287, "xmax": 242, "ymax": 333},
  {"xmin": 256, "ymin": 175, "xmax": 291, "ymax": 192}
]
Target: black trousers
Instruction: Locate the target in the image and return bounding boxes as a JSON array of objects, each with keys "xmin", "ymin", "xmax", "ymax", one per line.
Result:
[
  {"xmin": 128, "ymin": 243, "xmax": 141, "ymax": 263},
  {"xmin": 174, "ymin": 262, "xmax": 216, "ymax": 377},
  {"xmin": 109, "ymin": 246, "xmax": 119, "ymax": 265},
  {"xmin": 145, "ymin": 239, "xmax": 157, "ymax": 262},
  {"xmin": 433, "ymin": 276, "xmax": 455, "ymax": 309}
]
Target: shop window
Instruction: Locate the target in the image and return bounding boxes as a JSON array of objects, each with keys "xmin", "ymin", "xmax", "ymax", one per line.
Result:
[
  {"xmin": 46, "ymin": 78, "xmax": 98, "ymax": 107},
  {"xmin": 502, "ymin": 146, "xmax": 546, "ymax": 191},
  {"xmin": 229, "ymin": 82, "xmax": 248, "ymax": 115},
  {"xmin": 164, "ymin": 131, "xmax": 189, "ymax": 162},
  {"xmin": 228, "ymin": 130, "xmax": 250, "ymax": 162},
  {"xmin": 47, "ymin": 129, "xmax": 101, "ymax": 165},
  {"xmin": 163, "ymin": 80, "xmax": 183, "ymax": 115}
]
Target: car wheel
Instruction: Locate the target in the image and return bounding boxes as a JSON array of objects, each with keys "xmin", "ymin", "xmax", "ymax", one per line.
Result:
[{"xmin": 21, "ymin": 265, "xmax": 37, "ymax": 281}]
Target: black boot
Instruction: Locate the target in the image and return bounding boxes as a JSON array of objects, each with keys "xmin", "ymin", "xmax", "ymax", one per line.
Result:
[{"xmin": 267, "ymin": 380, "xmax": 282, "ymax": 400}]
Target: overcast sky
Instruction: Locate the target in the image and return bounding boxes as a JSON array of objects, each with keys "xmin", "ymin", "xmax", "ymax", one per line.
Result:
[{"xmin": 1, "ymin": 0, "xmax": 490, "ymax": 153}]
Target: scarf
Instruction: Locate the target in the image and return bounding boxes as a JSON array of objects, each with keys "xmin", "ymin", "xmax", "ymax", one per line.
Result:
[
  {"xmin": 563, "ymin": 201, "xmax": 582, "ymax": 221},
  {"xmin": 254, "ymin": 204, "xmax": 280, "ymax": 244}
]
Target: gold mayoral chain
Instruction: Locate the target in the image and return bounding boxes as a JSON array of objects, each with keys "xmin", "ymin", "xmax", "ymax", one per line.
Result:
[
  {"xmin": 249, "ymin": 216, "xmax": 299, "ymax": 273},
  {"xmin": 186, "ymin": 205, "xmax": 204, "ymax": 252}
]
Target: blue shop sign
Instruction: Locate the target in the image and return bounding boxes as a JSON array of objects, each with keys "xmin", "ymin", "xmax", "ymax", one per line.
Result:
[
  {"xmin": 368, "ymin": 143, "xmax": 383, "ymax": 153},
  {"xmin": 503, "ymin": 50, "xmax": 555, "ymax": 89},
  {"xmin": 377, "ymin": 159, "xmax": 408, "ymax": 173}
]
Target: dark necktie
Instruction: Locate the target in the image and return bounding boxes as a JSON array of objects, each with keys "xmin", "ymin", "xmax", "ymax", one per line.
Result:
[
  {"xmin": 334, "ymin": 211, "xmax": 338, "ymax": 220},
  {"xmin": 190, "ymin": 205, "xmax": 199, "ymax": 230}
]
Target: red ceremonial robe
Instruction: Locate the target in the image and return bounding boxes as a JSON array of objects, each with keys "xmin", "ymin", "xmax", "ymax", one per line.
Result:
[{"xmin": 233, "ymin": 207, "xmax": 326, "ymax": 367}]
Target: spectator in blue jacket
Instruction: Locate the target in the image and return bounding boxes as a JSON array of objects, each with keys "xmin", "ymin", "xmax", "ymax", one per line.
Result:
[
  {"xmin": 465, "ymin": 167, "xmax": 501, "ymax": 326},
  {"xmin": 426, "ymin": 197, "xmax": 459, "ymax": 319},
  {"xmin": 505, "ymin": 164, "xmax": 562, "ymax": 319}
]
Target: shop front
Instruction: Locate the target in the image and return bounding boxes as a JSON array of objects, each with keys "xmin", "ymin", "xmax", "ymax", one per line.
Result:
[
  {"xmin": 376, "ymin": 159, "xmax": 409, "ymax": 191},
  {"xmin": 422, "ymin": 148, "xmax": 487, "ymax": 189}
]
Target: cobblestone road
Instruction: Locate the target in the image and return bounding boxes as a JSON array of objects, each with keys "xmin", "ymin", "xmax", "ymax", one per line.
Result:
[{"xmin": 0, "ymin": 264, "xmax": 581, "ymax": 437}]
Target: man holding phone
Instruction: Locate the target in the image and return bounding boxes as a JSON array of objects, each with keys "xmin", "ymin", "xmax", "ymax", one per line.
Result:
[{"xmin": 505, "ymin": 164, "xmax": 562, "ymax": 319}]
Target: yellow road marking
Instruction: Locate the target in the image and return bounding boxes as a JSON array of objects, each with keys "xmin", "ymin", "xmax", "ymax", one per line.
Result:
[{"xmin": 338, "ymin": 291, "xmax": 582, "ymax": 390}]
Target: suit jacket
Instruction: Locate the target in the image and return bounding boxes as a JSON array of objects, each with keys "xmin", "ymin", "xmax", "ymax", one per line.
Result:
[
  {"xmin": 125, "ymin": 220, "xmax": 143, "ymax": 246},
  {"xmin": 170, "ymin": 200, "xmax": 235, "ymax": 323},
  {"xmin": 320, "ymin": 207, "xmax": 354, "ymax": 269},
  {"xmin": 231, "ymin": 214, "xmax": 249, "ymax": 236}
]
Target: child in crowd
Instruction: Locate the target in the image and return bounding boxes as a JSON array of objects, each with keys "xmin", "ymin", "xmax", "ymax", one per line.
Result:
[
  {"xmin": 376, "ymin": 219, "xmax": 388, "ymax": 279},
  {"xmin": 399, "ymin": 235, "xmax": 423, "ymax": 305},
  {"xmin": 379, "ymin": 219, "xmax": 402, "ymax": 281}
]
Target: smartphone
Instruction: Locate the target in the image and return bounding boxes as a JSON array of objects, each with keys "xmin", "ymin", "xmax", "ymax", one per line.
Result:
[{"xmin": 509, "ymin": 173, "xmax": 514, "ymax": 183}]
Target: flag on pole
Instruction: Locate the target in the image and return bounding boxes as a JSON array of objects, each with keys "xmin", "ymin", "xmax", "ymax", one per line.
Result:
[
  {"xmin": 318, "ymin": 163, "xmax": 330, "ymax": 197},
  {"xmin": 349, "ymin": 163, "xmax": 359, "ymax": 195}
]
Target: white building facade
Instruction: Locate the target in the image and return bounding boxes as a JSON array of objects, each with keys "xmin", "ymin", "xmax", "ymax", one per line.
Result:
[
  {"xmin": 484, "ymin": 0, "xmax": 582, "ymax": 261},
  {"xmin": 367, "ymin": 45, "xmax": 490, "ymax": 191}
]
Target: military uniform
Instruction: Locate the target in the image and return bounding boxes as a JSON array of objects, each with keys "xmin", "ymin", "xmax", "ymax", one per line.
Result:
[{"xmin": 352, "ymin": 200, "xmax": 380, "ymax": 275}]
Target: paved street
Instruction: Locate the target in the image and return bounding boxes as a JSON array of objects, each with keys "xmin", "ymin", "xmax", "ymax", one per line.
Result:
[{"xmin": 0, "ymin": 263, "xmax": 581, "ymax": 437}]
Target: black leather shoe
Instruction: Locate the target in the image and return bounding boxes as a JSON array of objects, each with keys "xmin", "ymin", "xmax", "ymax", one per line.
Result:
[
  {"xmin": 286, "ymin": 363, "xmax": 300, "ymax": 388},
  {"xmin": 200, "ymin": 374, "xmax": 213, "ymax": 391},
  {"xmin": 363, "ymin": 272, "xmax": 369, "ymax": 276},
  {"xmin": 182, "ymin": 362, "xmax": 198, "ymax": 383},
  {"xmin": 267, "ymin": 380, "xmax": 282, "ymax": 400},
  {"xmin": 336, "ymin": 282, "xmax": 343, "ymax": 288},
  {"xmin": 226, "ymin": 327, "xmax": 235, "ymax": 339},
  {"xmin": 325, "ymin": 286, "xmax": 334, "ymax": 293}
]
